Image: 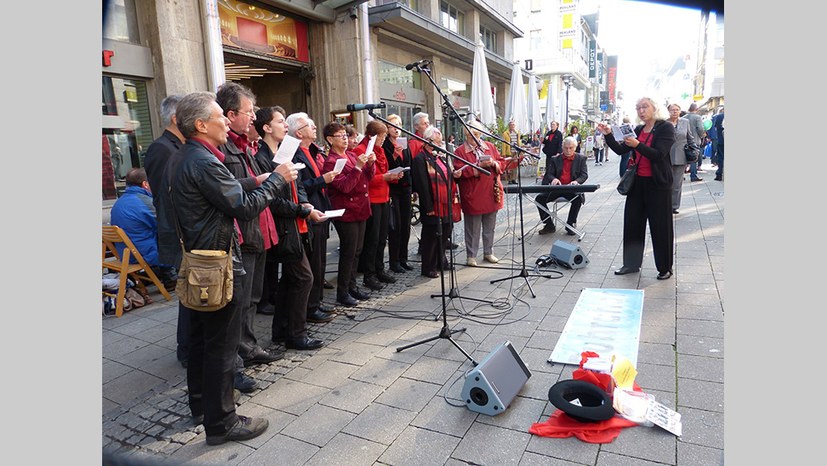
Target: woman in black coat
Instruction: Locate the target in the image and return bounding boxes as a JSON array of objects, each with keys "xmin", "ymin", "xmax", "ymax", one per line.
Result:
[{"xmin": 600, "ymin": 97, "xmax": 676, "ymax": 280}]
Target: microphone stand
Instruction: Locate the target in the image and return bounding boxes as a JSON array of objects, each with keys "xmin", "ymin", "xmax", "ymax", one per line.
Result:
[{"xmin": 469, "ymin": 125, "xmax": 550, "ymax": 297}]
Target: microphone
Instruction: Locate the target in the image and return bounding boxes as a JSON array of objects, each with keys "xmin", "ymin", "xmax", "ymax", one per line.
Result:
[
  {"xmin": 346, "ymin": 102, "xmax": 387, "ymax": 112},
  {"xmin": 405, "ymin": 59, "xmax": 432, "ymax": 71}
]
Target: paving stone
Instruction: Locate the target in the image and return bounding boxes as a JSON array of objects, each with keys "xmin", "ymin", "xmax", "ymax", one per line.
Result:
[
  {"xmin": 676, "ymin": 353, "xmax": 723, "ymax": 383},
  {"xmin": 377, "ymin": 425, "xmax": 462, "ymax": 466},
  {"xmin": 597, "ymin": 450, "xmax": 671, "ymax": 465},
  {"xmin": 341, "ymin": 402, "xmax": 416, "ymax": 445},
  {"xmin": 375, "ymin": 377, "xmax": 441, "ymax": 412},
  {"xmin": 401, "ymin": 355, "xmax": 465, "ymax": 385},
  {"xmin": 250, "ymin": 378, "xmax": 330, "ymax": 416},
  {"xmin": 238, "ymin": 434, "xmax": 319, "ymax": 466},
  {"xmin": 677, "ymin": 378, "xmax": 724, "ymax": 413},
  {"xmin": 348, "ymin": 356, "xmax": 411, "ymax": 387},
  {"xmin": 303, "ymin": 432, "xmax": 386, "ymax": 466},
  {"xmin": 410, "ymin": 396, "xmax": 478, "ymax": 438},
  {"xmin": 676, "ymin": 334, "xmax": 723, "ymax": 358},
  {"xmin": 601, "ymin": 423, "xmax": 677, "ymax": 464},
  {"xmin": 677, "ymin": 406, "xmax": 724, "ymax": 449},
  {"xmin": 452, "ymin": 422, "xmax": 532, "ymax": 465},
  {"xmin": 677, "ymin": 441, "xmax": 724, "ymax": 466},
  {"xmin": 280, "ymin": 403, "xmax": 356, "ymax": 447},
  {"xmin": 525, "ymin": 431, "xmax": 600, "ymax": 464},
  {"xmin": 317, "ymin": 379, "xmax": 385, "ymax": 414}
]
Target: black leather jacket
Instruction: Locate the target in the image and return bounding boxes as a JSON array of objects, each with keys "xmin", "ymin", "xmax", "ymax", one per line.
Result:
[
  {"xmin": 605, "ymin": 120, "xmax": 675, "ymax": 189},
  {"xmin": 169, "ymin": 139, "xmax": 288, "ymax": 274},
  {"xmin": 219, "ymin": 136, "xmax": 267, "ymax": 253},
  {"xmin": 143, "ymin": 130, "xmax": 184, "ymax": 268}
]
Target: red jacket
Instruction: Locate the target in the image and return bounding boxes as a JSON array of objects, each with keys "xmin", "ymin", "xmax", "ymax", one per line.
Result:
[
  {"xmin": 323, "ymin": 148, "xmax": 374, "ymax": 222},
  {"xmin": 354, "ymin": 136, "xmax": 390, "ymax": 204},
  {"xmin": 453, "ymin": 140, "xmax": 506, "ymax": 215}
]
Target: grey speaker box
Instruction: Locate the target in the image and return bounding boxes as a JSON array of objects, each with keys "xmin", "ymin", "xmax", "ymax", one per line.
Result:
[
  {"xmin": 461, "ymin": 341, "xmax": 532, "ymax": 416},
  {"xmin": 550, "ymin": 240, "xmax": 589, "ymax": 269}
]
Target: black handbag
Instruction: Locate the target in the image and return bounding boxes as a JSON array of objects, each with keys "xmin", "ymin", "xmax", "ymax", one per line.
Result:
[
  {"xmin": 684, "ymin": 142, "xmax": 699, "ymax": 163},
  {"xmin": 617, "ymin": 156, "xmax": 637, "ymax": 195}
]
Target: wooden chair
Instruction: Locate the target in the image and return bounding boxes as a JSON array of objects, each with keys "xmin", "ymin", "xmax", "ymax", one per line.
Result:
[{"xmin": 102, "ymin": 225, "xmax": 172, "ymax": 317}]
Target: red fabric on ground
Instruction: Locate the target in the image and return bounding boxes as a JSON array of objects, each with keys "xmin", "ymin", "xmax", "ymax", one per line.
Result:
[{"xmin": 529, "ymin": 353, "xmax": 644, "ymax": 444}]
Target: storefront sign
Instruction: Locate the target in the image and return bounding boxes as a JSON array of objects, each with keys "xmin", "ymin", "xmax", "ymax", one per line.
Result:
[
  {"xmin": 588, "ymin": 41, "xmax": 596, "ymax": 78},
  {"xmin": 607, "ymin": 55, "xmax": 618, "ymax": 104},
  {"xmin": 218, "ymin": 0, "xmax": 309, "ymax": 63}
]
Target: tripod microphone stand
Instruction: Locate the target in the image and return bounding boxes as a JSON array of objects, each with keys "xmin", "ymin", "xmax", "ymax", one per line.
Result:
[
  {"xmin": 470, "ymin": 126, "xmax": 551, "ymax": 297},
  {"xmin": 365, "ymin": 101, "xmax": 488, "ymax": 364}
]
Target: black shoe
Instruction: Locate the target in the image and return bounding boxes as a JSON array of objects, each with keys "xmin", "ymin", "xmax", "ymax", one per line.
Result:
[
  {"xmin": 243, "ymin": 347, "xmax": 283, "ymax": 367},
  {"xmin": 690, "ymin": 177, "xmax": 703, "ymax": 182},
  {"xmin": 376, "ymin": 271, "xmax": 397, "ymax": 283},
  {"xmin": 657, "ymin": 270, "xmax": 674, "ymax": 280},
  {"xmin": 538, "ymin": 223, "xmax": 556, "ymax": 235},
  {"xmin": 389, "ymin": 263, "xmax": 406, "ymax": 273},
  {"xmin": 672, "ymin": 209, "xmax": 679, "ymax": 214},
  {"xmin": 318, "ymin": 303, "xmax": 334, "ymax": 313},
  {"xmin": 714, "ymin": 176, "xmax": 723, "ymax": 181},
  {"xmin": 336, "ymin": 294, "xmax": 358, "ymax": 307},
  {"xmin": 205, "ymin": 415, "xmax": 269, "ymax": 446},
  {"xmin": 272, "ymin": 332, "xmax": 286, "ymax": 344},
  {"xmin": 256, "ymin": 303, "xmax": 275, "ymax": 315},
  {"xmin": 285, "ymin": 336, "xmax": 324, "ymax": 351},
  {"xmin": 450, "ymin": 242, "xmax": 460, "ymax": 250},
  {"xmin": 179, "ymin": 358, "xmax": 188, "ymax": 369},
  {"xmin": 614, "ymin": 266, "xmax": 640, "ymax": 276},
  {"xmin": 234, "ymin": 372, "xmax": 258, "ymax": 393},
  {"xmin": 349, "ymin": 287, "xmax": 370, "ymax": 300},
  {"xmin": 565, "ymin": 223, "xmax": 577, "ymax": 235},
  {"xmin": 307, "ymin": 309, "xmax": 335, "ymax": 323},
  {"xmin": 400, "ymin": 262, "xmax": 415, "ymax": 271},
  {"xmin": 323, "ymin": 280, "xmax": 334, "ymax": 289},
  {"xmin": 363, "ymin": 275, "xmax": 385, "ymax": 291},
  {"xmin": 422, "ymin": 271, "xmax": 439, "ymax": 278}
]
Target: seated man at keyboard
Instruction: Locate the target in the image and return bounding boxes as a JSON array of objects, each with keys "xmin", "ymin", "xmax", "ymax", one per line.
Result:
[{"xmin": 536, "ymin": 136, "xmax": 589, "ymax": 235}]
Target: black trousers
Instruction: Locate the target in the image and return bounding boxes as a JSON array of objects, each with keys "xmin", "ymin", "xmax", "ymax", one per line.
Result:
[
  {"xmin": 388, "ymin": 189, "xmax": 412, "ymax": 267},
  {"xmin": 622, "ymin": 176, "xmax": 674, "ymax": 273},
  {"xmin": 535, "ymin": 192, "xmax": 583, "ymax": 226},
  {"xmin": 186, "ymin": 277, "xmax": 242, "ymax": 436},
  {"xmin": 305, "ymin": 222, "xmax": 329, "ymax": 312},
  {"xmin": 420, "ymin": 219, "xmax": 452, "ymax": 275},
  {"xmin": 176, "ymin": 302, "xmax": 189, "ymax": 363},
  {"xmin": 333, "ymin": 219, "xmax": 366, "ymax": 299},
  {"xmin": 359, "ymin": 202, "xmax": 390, "ymax": 277},
  {"xmin": 272, "ymin": 254, "xmax": 312, "ymax": 339}
]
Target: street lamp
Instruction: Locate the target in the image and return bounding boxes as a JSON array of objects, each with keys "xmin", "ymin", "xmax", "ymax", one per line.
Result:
[{"xmin": 562, "ymin": 75, "xmax": 574, "ymax": 131}]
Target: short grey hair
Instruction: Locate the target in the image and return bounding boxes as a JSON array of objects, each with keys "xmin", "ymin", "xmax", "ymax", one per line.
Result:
[
  {"xmin": 286, "ymin": 112, "xmax": 310, "ymax": 137},
  {"xmin": 176, "ymin": 91, "xmax": 216, "ymax": 138},
  {"xmin": 160, "ymin": 94, "xmax": 184, "ymax": 127},
  {"xmin": 562, "ymin": 136, "xmax": 578, "ymax": 148},
  {"xmin": 422, "ymin": 125, "xmax": 441, "ymax": 141},
  {"xmin": 413, "ymin": 112, "xmax": 429, "ymax": 127}
]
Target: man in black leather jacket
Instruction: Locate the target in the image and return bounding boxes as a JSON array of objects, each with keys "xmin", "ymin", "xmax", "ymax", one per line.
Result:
[{"xmin": 169, "ymin": 91, "xmax": 297, "ymax": 446}]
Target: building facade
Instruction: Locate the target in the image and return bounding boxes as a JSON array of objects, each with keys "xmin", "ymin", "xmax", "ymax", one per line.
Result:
[{"xmin": 101, "ymin": 0, "xmax": 520, "ymax": 206}]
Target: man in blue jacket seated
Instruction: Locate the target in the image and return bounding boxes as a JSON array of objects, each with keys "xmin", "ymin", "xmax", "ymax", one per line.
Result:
[{"xmin": 110, "ymin": 167, "xmax": 175, "ymax": 286}]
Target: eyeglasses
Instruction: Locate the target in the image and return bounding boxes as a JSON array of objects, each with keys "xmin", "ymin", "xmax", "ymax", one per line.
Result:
[
  {"xmin": 234, "ymin": 109, "xmax": 255, "ymax": 118},
  {"xmin": 331, "ymin": 133, "xmax": 347, "ymax": 139},
  {"xmin": 297, "ymin": 121, "xmax": 315, "ymax": 132}
]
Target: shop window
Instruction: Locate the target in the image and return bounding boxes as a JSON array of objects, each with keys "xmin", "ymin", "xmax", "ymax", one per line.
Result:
[
  {"xmin": 379, "ymin": 60, "xmax": 422, "ymax": 90},
  {"xmin": 103, "ymin": 0, "xmax": 140, "ymax": 44},
  {"xmin": 102, "ymin": 76, "xmax": 153, "ymax": 201}
]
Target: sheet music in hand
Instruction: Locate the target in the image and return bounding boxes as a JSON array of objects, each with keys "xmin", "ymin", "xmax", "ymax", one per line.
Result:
[
  {"xmin": 611, "ymin": 123, "xmax": 636, "ymax": 141},
  {"xmin": 274, "ymin": 135, "xmax": 301, "ymax": 164}
]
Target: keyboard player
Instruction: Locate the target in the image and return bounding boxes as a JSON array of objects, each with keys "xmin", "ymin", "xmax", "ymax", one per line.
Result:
[{"xmin": 536, "ymin": 136, "xmax": 589, "ymax": 235}]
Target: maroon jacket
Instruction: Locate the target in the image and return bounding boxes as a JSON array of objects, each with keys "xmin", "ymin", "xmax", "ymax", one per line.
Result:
[{"xmin": 323, "ymin": 148, "xmax": 375, "ymax": 222}]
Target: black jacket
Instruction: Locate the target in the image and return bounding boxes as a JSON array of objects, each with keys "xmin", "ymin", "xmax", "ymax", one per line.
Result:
[
  {"xmin": 292, "ymin": 144, "xmax": 331, "ymax": 213},
  {"xmin": 218, "ymin": 136, "xmax": 266, "ymax": 252},
  {"xmin": 143, "ymin": 129, "xmax": 184, "ymax": 268},
  {"xmin": 605, "ymin": 120, "xmax": 675, "ymax": 189},
  {"xmin": 383, "ymin": 138, "xmax": 412, "ymax": 194},
  {"xmin": 541, "ymin": 129, "xmax": 564, "ymax": 162},
  {"xmin": 169, "ymin": 139, "xmax": 287, "ymax": 274},
  {"xmin": 541, "ymin": 152, "xmax": 590, "ymax": 203}
]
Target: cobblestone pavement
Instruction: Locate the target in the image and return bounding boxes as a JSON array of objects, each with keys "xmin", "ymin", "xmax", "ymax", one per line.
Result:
[{"xmin": 103, "ymin": 158, "xmax": 725, "ymax": 465}]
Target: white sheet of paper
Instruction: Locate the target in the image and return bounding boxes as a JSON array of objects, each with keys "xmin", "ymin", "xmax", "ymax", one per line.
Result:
[
  {"xmin": 333, "ymin": 158, "xmax": 347, "ymax": 174},
  {"xmin": 293, "ymin": 163, "xmax": 305, "ymax": 170},
  {"xmin": 322, "ymin": 209, "xmax": 345, "ymax": 218},
  {"xmin": 396, "ymin": 137, "xmax": 407, "ymax": 148},
  {"xmin": 365, "ymin": 135, "xmax": 377, "ymax": 158},
  {"xmin": 611, "ymin": 124, "xmax": 635, "ymax": 141},
  {"xmin": 274, "ymin": 135, "xmax": 301, "ymax": 164},
  {"xmin": 387, "ymin": 167, "xmax": 410, "ymax": 175}
]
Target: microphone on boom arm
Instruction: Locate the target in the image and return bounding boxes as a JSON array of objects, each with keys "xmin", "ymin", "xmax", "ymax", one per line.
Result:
[
  {"xmin": 346, "ymin": 102, "xmax": 387, "ymax": 112},
  {"xmin": 405, "ymin": 59, "xmax": 432, "ymax": 71}
]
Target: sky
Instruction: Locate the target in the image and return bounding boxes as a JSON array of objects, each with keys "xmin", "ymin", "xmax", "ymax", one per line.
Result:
[{"xmin": 580, "ymin": 0, "xmax": 704, "ymax": 117}]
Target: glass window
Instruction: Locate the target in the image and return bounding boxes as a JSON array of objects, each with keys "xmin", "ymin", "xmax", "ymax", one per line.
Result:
[
  {"xmin": 440, "ymin": 1, "xmax": 464, "ymax": 35},
  {"xmin": 103, "ymin": 0, "xmax": 140, "ymax": 44},
  {"xmin": 480, "ymin": 26, "xmax": 496, "ymax": 53},
  {"xmin": 379, "ymin": 60, "xmax": 422, "ymax": 90},
  {"xmin": 102, "ymin": 76, "xmax": 153, "ymax": 201},
  {"xmin": 530, "ymin": 29, "xmax": 542, "ymax": 51},
  {"xmin": 380, "ymin": 102, "xmax": 418, "ymax": 134}
]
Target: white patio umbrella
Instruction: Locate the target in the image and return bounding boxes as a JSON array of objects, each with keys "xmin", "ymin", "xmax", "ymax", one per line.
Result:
[
  {"xmin": 504, "ymin": 62, "xmax": 528, "ymax": 133},
  {"xmin": 526, "ymin": 73, "xmax": 542, "ymax": 135},
  {"xmin": 544, "ymin": 79, "xmax": 557, "ymax": 131},
  {"xmin": 470, "ymin": 40, "xmax": 497, "ymax": 127}
]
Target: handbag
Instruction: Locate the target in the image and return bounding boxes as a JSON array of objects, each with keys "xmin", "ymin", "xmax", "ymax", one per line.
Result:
[
  {"xmin": 451, "ymin": 192, "xmax": 462, "ymax": 223},
  {"xmin": 169, "ymin": 186, "xmax": 234, "ymax": 312},
  {"xmin": 684, "ymin": 127, "xmax": 699, "ymax": 163},
  {"xmin": 175, "ymin": 247, "xmax": 233, "ymax": 312},
  {"xmin": 617, "ymin": 157, "xmax": 637, "ymax": 195}
]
